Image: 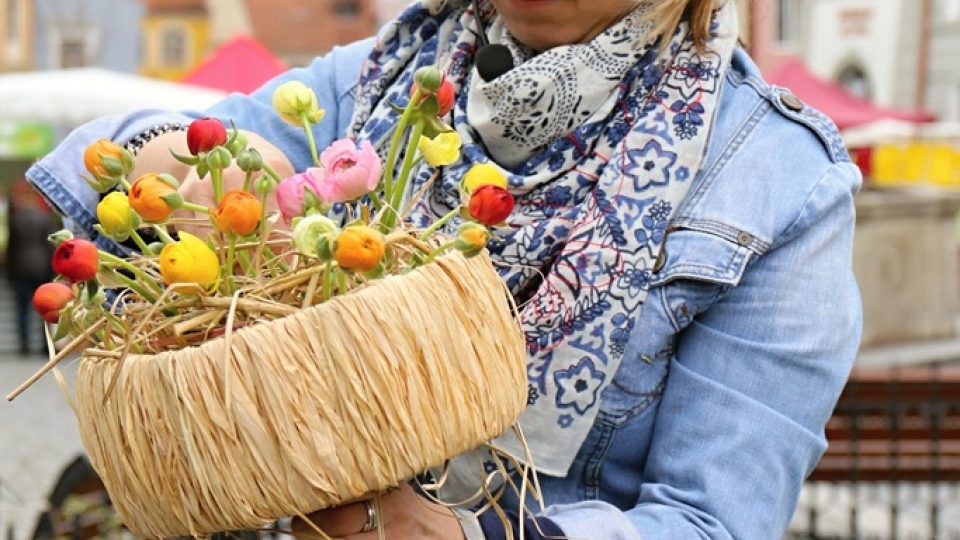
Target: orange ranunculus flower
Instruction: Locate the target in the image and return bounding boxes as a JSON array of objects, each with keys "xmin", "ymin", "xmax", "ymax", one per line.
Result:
[
  {"xmin": 212, "ymin": 190, "xmax": 262, "ymax": 235},
  {"xmin": 33, "ymin": 282, "xmax": 74, "ymax": 323},
  {"xmin": 129, "ymin": 173, "xmax": 181, "ymax": 223},
  {"xmin": 334, "ymin": 225, "xmax": 386, "ymax": 272},
  {"xmin": 83, "ymin": 138, "xmax": 123, "ymax": 178}
]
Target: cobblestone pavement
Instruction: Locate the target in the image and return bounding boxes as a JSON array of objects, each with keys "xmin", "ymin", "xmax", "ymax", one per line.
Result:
[{"xmin": 0, "ymin": 357, "xmax": 84, "ymax": 540}]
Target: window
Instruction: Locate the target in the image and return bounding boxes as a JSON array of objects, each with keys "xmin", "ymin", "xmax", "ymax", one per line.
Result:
[
  {"xmin": 775, "ymin": 0, "xmax": 798, "ymax": 44},
  {"xmin": 334, "ymin": 0, "xmax": 361, "ymax": 18},
  {"xmin": 836, "ymin": 63, "xmax": 872, "ymax": 100},
  {"xmin": 161, "ymin": 27, "xmax": 187, "ymax": 67},
  {"xmin": 60, "ymin": 38, "xmax": 87, "ymax": 68},
  {"xmin": 6, "ymin": 0, "xmax": 19, "ymax": 44}
]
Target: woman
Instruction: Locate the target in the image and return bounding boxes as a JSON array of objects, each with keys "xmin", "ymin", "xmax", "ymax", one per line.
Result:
[
  {"xmin": 27, "ymin": 0, "xmax": 862, "ymax": 537},
  {"xmin": 6, "ymin": 177, "xmax": 59, "ymax": 356}
]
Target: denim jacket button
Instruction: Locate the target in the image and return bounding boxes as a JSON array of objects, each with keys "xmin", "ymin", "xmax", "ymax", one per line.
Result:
[
  {"xmin": 736, "ymin": 231, "xmax": 754, "ymax": 246},
  {"xmin": 781, "ymin": 92, "xmax": 804, "ymax": 112}
]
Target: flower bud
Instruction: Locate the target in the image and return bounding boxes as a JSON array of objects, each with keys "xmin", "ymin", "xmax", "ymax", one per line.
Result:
[
  {"xmin": 454, "ymin": 222, "xmax": 490, "ymax": 258},
  {"xmin": 52, "ymin": 239, "xmax": 100, "ymax": 283},
  {"xmin": 462, "ymin": 162, "xmax": 508, "ymax": 193},
  {"xmin": 409, "ymin": 77, "xmax": 455, "ymax": 117},
  {"xmin": 33, "ymin": 282, "xmax": 74, "ymax": 323},
  {"xmin": 226, "ymin": 129, "xmax": 248, "ymax": 157},
  {"xmin": 334, "ymin": 225, "xmax": 386, "ymax": 273},
  {"xmin": 254, "ymin": 175, "xmax": 275, "ymax": 195},
  {"xmin": 418, "ymin": 131, "xmax": 461, "ymax": 167},
  {"xmin": 212, "ymin": 190, "xmax": 262, "ymax": 236},
  {"xmin": 272, "ymin": 81, "xmax": 325, "ymax": 126},
  {"xmin": 292, "ymin": 214, "xmax": 338, "ymax": 258},
  {"xmin": 414, "ymin": 66, "xmax": 443, "ymax": 93},
  {"xmin": 96, "ymin": 192, "xmax": 140, "ymax": 242},
  {"xmin": 236, "ymin": 148, "xmax": 264, "ymax": 173},
  {"xmin": 82, "ymin": 139, "xmax": 132, "ymax": 193},
  {"xmin": 186, "ymin": 117, "xmax": 228, "ymax": 155},
  {"xmin": 159, "ymin": 232, "xmax": 220, "ymax": 289},
  {"xmin": 205, "ymin": 146, "xmax": 233, "ymax": 171},
  {"xmin": 130, "ymin": 173, "xmax": 180, "ymax": 223},
  {"xmin": 468, "ymin": 184, "xmax": 515, "ymax": 226}
]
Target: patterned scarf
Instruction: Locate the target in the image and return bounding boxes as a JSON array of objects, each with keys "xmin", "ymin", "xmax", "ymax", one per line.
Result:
[{"xmin": 348, "ymin": 0, "xmax": 740, "ymax": 476}]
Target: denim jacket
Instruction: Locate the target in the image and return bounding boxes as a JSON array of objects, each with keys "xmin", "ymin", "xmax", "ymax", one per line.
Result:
[{"xmin": 27, "ymin": 39, "xmax": 862, "ymax": 540}]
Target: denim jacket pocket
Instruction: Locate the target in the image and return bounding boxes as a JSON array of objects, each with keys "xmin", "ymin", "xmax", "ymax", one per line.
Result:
[{"xmin": 599, "ymin": 226, "xmax": 756, "ymax": 426}]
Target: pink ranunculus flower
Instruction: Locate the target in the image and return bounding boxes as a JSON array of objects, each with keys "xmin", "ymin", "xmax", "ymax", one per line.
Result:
[
  {"xmin": 275, "ymin": 168, "xmax": 322, "ymax": 223},
  {"xmin": 314, "ymin": 139, "xmax": 382, "ymax": 204}
]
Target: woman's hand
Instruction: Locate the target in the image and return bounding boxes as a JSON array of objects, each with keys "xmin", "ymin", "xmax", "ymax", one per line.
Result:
[
  {"xmin": 132, "ymin": 129, "xmax": 296, "ymax": 236},
  {"xmin": 290, "ymin": 483, "xmax": 466, "ymax": 540}
]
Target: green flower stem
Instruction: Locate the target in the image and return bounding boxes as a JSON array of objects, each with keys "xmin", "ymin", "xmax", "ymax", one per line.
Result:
[
  {"xmin": 236, "ymin": 249, "xmax": 253, "ymax": 274},
  {"xmin": 387, "ymin": 119, "xmax": 425, "ymax": 226},
  {"xmin": 129, "ymin": 230, "xmax": 151, "ymax": 254},
  {"xmin": 418, "ymin": 207, "xmax": 459, "ymax": 241},
  {"xmin": 99, "ymin": 251, "xmax": 160, "ymax": 293},
  {"xmin": 105, "ymin": 268, "xmax": 158, "ymax": 304},
  {"xmin": 423, "ymin": 239, "xmax": 457, "ymax": 265},
  {"xmin": 210, "ymin": 168, "xmax": 224, "ymax": 204},
  {"xmin": 242, "ymin": 170, "xmax": 254, "ymax": 193},
  {"xmin": 261, "ymin": 163, "xmax": 284, "ymax": 184},
  {"xmin": 337, "ymin": 269, "xmax": 348, "ymax": 295},
  {"xmin": 152, "ymin": 225, "xmax": 175, "ymax": 244},
  {"xmin": 368, "ymin": 190, "xmax": 384, "ymax": 213},
  {"xmin": 181, "ymin": 201, "xmax": 210, "ymax": 214},
  {"xmin": 262, "ymin": 246, "xmax": 289, "ymax": 273},
  {"xmin": 223, "ymin": 234, "xmax": 238, "ymax": 294},
  {"xmin": 323, "ymin": 261, "xmax": 334, "ymax": 301},
  {"xmin": 118, "ymin": 177, "xmax": 132, "ymax": 192},
  {"xmin": 383, "ymin": 88, "xmax": 423, "ymax": 215},
  {"xmin": 301, "ymin": 113, "xmax": 321, "ymax": 167}
]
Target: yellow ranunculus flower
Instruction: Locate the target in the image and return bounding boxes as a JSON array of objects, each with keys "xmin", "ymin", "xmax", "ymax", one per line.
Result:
[
  {"xmin": 159, "ymin": 232, "xmax": 220, "ymax": 289},
  {"xmin": 462, "ymin": 162, "xmax": 507, "ymax": 193},
  {"xmin": 96, "ymin": 192, "xmax": 139, "ymax": 242},
  {"xmin": 418, "ymin": 131, "xmax": 461, "ymax": 167},
  {"xmin": 272, "ymin": 81, "xmax": 325, "ymax": 126}
]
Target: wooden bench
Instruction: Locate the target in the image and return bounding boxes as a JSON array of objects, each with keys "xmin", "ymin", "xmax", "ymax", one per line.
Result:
[{"xmin": 809, "ymin": 366, "xmax": 960, "ymax": 483}]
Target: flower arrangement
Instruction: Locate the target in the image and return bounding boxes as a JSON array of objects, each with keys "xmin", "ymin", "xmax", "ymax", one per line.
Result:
[
  {"xmin": 7, "ymin": 66, "xmax": 529, "ymax": 539},
  {"xmin": 19, "ymin": 66, "xmax": 515, "ymax": 365}
]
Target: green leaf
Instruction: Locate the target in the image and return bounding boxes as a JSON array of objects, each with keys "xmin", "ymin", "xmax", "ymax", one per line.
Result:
[
  {"xmin": 54, "ymin": 306, "xmax": 74, "ymax": 341},
  {"xmin": 169, "ymin": 148, "xmax": 199, "ymax": 166},
  {"xmin": 196, "ymin": 159, "xmax": 210, "ymax": 179}
]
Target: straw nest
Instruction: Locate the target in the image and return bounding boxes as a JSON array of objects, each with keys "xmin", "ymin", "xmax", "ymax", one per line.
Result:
[{"xmin": 73, "ymin": 251, "xmax": 527, "ymax": 538}]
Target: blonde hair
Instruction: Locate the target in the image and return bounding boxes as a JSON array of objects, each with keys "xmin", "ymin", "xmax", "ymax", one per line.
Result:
[{"xmin": 648, "ymin": 0, "xmax": 726, "ymax": 50}]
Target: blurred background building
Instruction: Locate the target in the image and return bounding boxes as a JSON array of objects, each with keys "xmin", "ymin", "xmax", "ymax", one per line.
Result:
[{"xmin": 1, "ymin": 0, "xmax": 960, "ymax": 538}]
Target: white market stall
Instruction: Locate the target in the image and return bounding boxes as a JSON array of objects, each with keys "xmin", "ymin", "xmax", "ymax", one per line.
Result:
[{"xmin": 0, "ymin": 67, "xmax": 227, "ymax": 128}]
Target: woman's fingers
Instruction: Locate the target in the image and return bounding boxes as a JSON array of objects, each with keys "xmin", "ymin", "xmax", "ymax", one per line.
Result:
[{"xmin": 290, "ymin": 500, "xmax": 371, "ymax": 538}]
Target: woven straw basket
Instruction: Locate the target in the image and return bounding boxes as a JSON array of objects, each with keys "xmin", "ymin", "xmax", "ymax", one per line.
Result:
[{"xmin": 72, "ymin": 252, "xmax": 528, "ymax": 538}]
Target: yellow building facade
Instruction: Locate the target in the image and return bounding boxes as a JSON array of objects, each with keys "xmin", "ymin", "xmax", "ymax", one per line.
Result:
[
  {"xmin": 140, "ymin": 1, "xmax": 208, "ymax": 80},
  {"xmin": 0, "ymin": 0, "xmax": 35, "ymax": 71}
]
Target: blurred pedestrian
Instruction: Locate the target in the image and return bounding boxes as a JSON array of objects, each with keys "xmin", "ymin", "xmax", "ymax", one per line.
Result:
[{"xmin": 6, "ymin": 177, "xmax": 59, "ymax": 356}]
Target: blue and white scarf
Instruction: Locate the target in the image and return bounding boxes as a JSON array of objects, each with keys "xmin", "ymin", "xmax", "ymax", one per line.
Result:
[{"xmin": 349, "ymin": 0, "xmax": 740, "ymax": 477}]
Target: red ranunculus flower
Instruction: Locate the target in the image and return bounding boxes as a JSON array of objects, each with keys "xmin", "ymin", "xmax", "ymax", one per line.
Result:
[
  {"xmin": 52, "ymin": 239, "xmax": 100, "ymax": 282},
  {"xmin": 434, "ymin": 79, "xmax": 455, "ymax": 116},
  {"xmin": 468, "ymin": 184, "xmax": 515, "ymax": 226},
  {"xmin": 410, "ymin": 77, "xmax": 456, "ymax": 117},
  {"xmin": 33, "ymin": 282, "xmax": 74, "ymax": 323},
  {"xmin": 186, "ymin": 117, "xmax": 227, "ymax": 155}
]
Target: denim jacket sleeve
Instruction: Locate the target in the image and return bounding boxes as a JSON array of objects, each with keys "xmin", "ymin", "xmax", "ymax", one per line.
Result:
[
  {"xmin": 541, "ymin": 158, "xmax": 862, "ymax": 539},
  {"xmin": 25, "ymin": 38, "xmax": 374, "ymax": 238}
]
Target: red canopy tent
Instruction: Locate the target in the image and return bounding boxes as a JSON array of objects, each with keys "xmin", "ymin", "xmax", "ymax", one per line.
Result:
[
  {"xmin": 766, "ymin": 59, "xmax": 936, "ymax": 131},
  {"xmin": 182, "ymin": 35, "xmax": 288, "ymax": 95}
]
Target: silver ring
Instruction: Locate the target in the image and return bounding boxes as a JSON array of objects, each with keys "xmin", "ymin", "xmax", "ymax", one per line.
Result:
[{"xmin": 359, "ymin": 499, "xmax": 378, "ymax": 533}]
